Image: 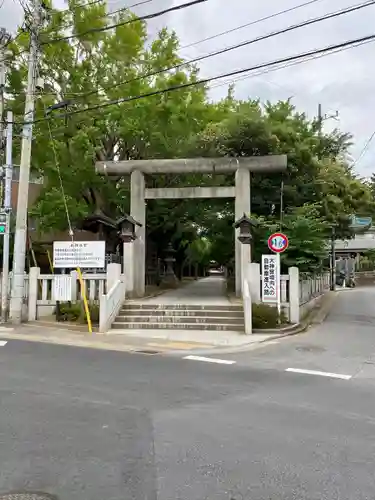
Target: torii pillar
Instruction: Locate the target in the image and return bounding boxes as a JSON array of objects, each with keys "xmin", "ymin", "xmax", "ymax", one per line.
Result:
[{"xmin": 96, "ymin": 156, "xmax": 287, "ymax": 297}]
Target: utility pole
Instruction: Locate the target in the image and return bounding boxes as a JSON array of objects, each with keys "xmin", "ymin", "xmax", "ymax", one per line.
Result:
[
  {"xmin": 317, "ymin": 103, "xmax": 339, "ymax": 160},
  {"xmin": 330, "ymin": 225, "xmax": 336, "ymax": 291},
  {"xmin": 1, "ymin": 111, "xmax": 12, "ymax": 321},
  {"xmin": 317, "ymin": 103, "xmax": 323, "ymax": 160},
  {"xmin": 0, "ymin": 28, "xmax": 11, "ymax": 172},
  {"xmin": 10, "ymin": 0, "xmax": 42, "ymax": 323}
]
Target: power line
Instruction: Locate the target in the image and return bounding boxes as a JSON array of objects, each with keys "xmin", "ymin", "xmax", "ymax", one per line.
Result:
[
  {"xmin": 180, "ymin": 0, "xmax": 325, "ymax": 50},
  {"xmin": 64, "ymin": 0, "xmax": 149, "ymax": 10},
  {"xmin": 33, "ymin": 37, "xmax": 372, "ymax": 139},
  {"xmin": 50, "ymin": 0, "xmax": 155, "ymax": 32},
  {"xmin": 209, "ymin": 38, "xmax": 372, "ymax": 92},
  {"xmin": 15, "ymin": 32, "xmax": 375, "ymax": 126},
  {"xmin": 40, "ymin": 0, "xmax": 208, "ymax": 45},
  {"xmin": 352, "ymin": 130, "xmax": 375, "ymax": 167},
  {"xmin": 71, "ymin": 0, "xmax": 375, "ymax": 100}
]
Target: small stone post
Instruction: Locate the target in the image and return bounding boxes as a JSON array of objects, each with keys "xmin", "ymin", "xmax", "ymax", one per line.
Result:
[
  {"xmin": 288, "ymin": 266, "xmax": 300, "ymax": 324},
  {"xmin": 248, "ymin": 262, "xmax": 261, "ymax": 303},
  {"xmin": 106, "ymin": 263, "xmax": 121, "ymax": 292},
  {"xmin": 28, "ymin": 267, "xmax": 40, "ymax": 321}
]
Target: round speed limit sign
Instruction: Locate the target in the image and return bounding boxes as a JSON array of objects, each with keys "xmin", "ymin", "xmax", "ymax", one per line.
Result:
[{"xmin": 268, "ymin": 232, "xmax": 289, "ymax": 253}]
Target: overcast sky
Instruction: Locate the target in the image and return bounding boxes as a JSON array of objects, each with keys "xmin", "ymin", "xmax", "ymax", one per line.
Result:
[{"xmin": 2, "ymin": 0, "xmax": 375, "ymax": 177}]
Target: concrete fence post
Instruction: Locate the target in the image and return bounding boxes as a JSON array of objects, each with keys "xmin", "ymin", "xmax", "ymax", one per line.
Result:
[
  {"xmin": 28, "ymin": 267, "xmax": 40, "ymax": 321},
  {"xmin": 70, "ymin": 270, "xmax": 78, "ymax": 301},
  {"xmin": 107, "ymin": 263, "xmax": 121, "ymax": 293},
  {"xmin": 248, "ymin": 262, "xmax": 261, "ymax": 303},
  {"xmin": 288, "ymin": 266, "xmax": 300, "ymax": 324},
  {"xmin": 122, "ymin": 242, "xmax": 134, "ymax": 295}
]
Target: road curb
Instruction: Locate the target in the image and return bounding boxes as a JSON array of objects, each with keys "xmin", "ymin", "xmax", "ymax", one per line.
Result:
[
  {"xmin": 0, "ymin": 292, "xmax": 339, "ymax": 356},
  {"xmin": 173, "ymin": 291, "xmax": 339, "ymax": 356}
]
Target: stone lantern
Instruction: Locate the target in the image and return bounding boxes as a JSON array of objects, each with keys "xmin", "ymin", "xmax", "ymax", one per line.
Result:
[
  {"xmin": 117, "ymin": 214, "xmax": 142, "ymax": 242},
  {"xmin": 161, "ymin": 242, "xmax": 179, "ymax": 288},
  {"xmin": 233, "ymin": 213, "xmax": 258, "ymax": 244},
  {"xmin": 116, "ymin": 214, "xmax": 142, "ymax": 295}
]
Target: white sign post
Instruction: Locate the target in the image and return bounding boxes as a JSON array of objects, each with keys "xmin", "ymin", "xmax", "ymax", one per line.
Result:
[
  {"xmin": 54, "ymin": 275, "xmax": 72, "ymax": 301},
  {"xmin": 53, "ymin": 241, "xmax": 106, "ymax": 269},
  {"xmin": 265, "ymin": 232, "xmax": 289, "ymax": 319},
  {"xmin": 261, "ymin": 254, "xmax": 280, "ymax": 306}
]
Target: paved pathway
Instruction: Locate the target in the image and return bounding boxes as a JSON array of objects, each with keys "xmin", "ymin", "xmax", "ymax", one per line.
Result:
[{"xmin": 141, "ymin": 275, "xmax": 231, "ymax": 305}]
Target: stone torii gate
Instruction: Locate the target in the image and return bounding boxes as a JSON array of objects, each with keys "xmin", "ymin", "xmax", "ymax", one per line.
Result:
[{"xmin": 96, "ymin": 156, "xmax": 287, "ymax": 297}]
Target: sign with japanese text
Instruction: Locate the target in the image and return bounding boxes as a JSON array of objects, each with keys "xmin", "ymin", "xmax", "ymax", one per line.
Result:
[
  {"xmin": 53, "ymin": 241, "xmax": 106, "ymax": 269},
  {"xmin": 261, "ymin": 254, "xmax": 280, "ymax": 303},
  {"xmin": 53, "ymin": 275, "xmax": 72, "ymax": 301}
]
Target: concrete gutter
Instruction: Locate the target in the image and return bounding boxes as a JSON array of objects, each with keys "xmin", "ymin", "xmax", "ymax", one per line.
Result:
[{"xmin": 0, "ymin": 292, "xmax": 338, "ymax": 356}]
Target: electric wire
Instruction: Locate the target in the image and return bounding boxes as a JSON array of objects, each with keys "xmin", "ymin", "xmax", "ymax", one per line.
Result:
[
  {"xmin": 45, "ymin": 111, "xmax": 74, "ymax": 237},
  {"xmin": 50, "ymin": 0, "xmax": 155, "ymax": 33},
  {"xmin": 43, "ymin": 36, "xmax": 370, "ymax": 138},
  {"xmin": 70, "ymin": 0, "xmax": 375, "ymax": 101},
  {"xmin": 34, "ymin": 33, "xmax": 375, "ymax": 125},
  {"xmin": 352, "ymin": 130, "xmax": 375, "ymax": 167},
  {"xmin": 7, "ymin": 32, "xmax": 373, "ymax": 130},
  {"xmin": 209, "ymin": 38, "xmax": 372, "ymax": 92},
  {"xmin": 40, "ymin": 0, "xmax": 208, "ymax": 45},
  {"xmin": 180, "ymin": 0, "xmax": 325, "ymax": 50}
]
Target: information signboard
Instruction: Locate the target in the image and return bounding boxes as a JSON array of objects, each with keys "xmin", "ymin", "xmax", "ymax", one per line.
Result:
[
  {"xmin": 53, "ymin": 241, "xmax": 106, "ymax": 269},
  {"xmin": 261, "ymin": 254, "xmax": 280, "ymax": 303}
]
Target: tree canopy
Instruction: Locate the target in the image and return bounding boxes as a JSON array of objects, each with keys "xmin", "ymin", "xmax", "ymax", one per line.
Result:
[{"xmin": 5, "ymin": 0, "xmax": 375, "ymax": 274}]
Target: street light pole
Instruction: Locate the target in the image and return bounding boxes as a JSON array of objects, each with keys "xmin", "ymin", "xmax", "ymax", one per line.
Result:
[
  {"xmin": 10, "ymin": 0, "xmax": 42, "ymax": 323},
  {"xmin": 1, "ymin": 111, "xmax": 12, "ymax": 321},
  {"xmin": 0, "ymin": 29, "xmax": 11, "ymax": 170}
]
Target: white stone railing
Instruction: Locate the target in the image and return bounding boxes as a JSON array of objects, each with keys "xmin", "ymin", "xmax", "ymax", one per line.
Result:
[
  {"xmin": 299, "ymin": 273, "xmax": 330, "ymax": 305},
  {"xmin": 37, "ymin": 272, "xmax": 106, "ymax": 305},
  {"xmin": 22, "ymin": 264, "xmax": 126, "ymax": 322},
  {"xmin": 99, "ymin": 278, "xmax": 126, "ymax": 333},
  {"xmin": 0, "ymin": 273, "xmax": 29, "ymax": 301},
  {"xmin": 27, "ymin": 269, "xmax": 108, "ymax": 320},
  {"xmin": 247, "ymin": 264, "xmax": 330, "ymax": 325}
]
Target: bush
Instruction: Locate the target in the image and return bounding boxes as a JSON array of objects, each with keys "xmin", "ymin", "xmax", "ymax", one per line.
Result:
[
  {"xmin": 79, "ymin": 303, "xmax": 99, "ymax": 325},
  {"xmin": 252, "ymin": 303, "xmax": 287, "ymax": 329},
  {"xmin": 55, "ymin": 301, "xmax": 100, "ymax": 325},
  {"xmin": 56, "ymin": 302, "xmax": 82, "ymax": 322}
]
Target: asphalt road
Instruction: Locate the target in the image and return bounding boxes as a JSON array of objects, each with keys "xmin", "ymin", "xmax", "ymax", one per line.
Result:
[{"xmin": 0, "ymin": 288, "xmax": 375, "ymax": 500}]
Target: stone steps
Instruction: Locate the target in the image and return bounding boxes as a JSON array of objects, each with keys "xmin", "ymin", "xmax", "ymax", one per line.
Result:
[
  {"xmin": 112, "ymin": 303, "xmax": 245, "ymax": 332},
  {"xmin": 122, "ymin": 303, "xmax": 243, "ymax": 311},
  {"xmin": 112, "ymin": 321, "xmax": 244, "ymax": 331},
  {"xmin": 119, "ymin": 309, "xmax": 244, "ymax": 318}
]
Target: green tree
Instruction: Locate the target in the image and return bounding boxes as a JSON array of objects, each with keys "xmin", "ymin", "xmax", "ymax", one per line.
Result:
[{"xmin": 6, "ymin": 0, "xmax": 219, "ymax": 233}]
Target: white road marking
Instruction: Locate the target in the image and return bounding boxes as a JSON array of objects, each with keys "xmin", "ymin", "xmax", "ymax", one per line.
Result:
[
  {"xmin": 0, "ymin": 341, "xmax": 8, "ymax": 347},
  {"xmin": 286, "ymin": 368, "xmax": 352, "ymax": 380},
  {"xmin": 0, "ymin": 327, "xmax": 13, "ymax": 331},
  {"xmin": 183, "ymin": 355, "xmax": 236, "ymax": 365}
]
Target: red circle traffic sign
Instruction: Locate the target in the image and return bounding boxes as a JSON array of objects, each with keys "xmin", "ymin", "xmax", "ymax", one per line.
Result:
[{"xmin": 268, "ymin": 232, "xmax": 289, "ymax": 253}]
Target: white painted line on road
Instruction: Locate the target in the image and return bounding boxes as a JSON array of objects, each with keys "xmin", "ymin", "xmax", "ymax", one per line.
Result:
[
  {"xmin": 183, "ymin": 355, "xmax": 236, "ymax": 365},
  {"xmin": 0, "ymin": 341, "xmax": 8, "ymax": 347},
  {"xmin": 286, "ymin": 368, "xmax": 352, "ymax": 380}
]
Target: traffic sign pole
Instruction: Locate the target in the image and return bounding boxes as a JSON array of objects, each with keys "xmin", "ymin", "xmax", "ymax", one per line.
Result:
[
  {"xmin": 267, "ymin": 232, "xmax": 288, "ymax": 322},
  {"xmin": 276, "ymin": 253, "xmax": 281, "ymax": 320}
]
